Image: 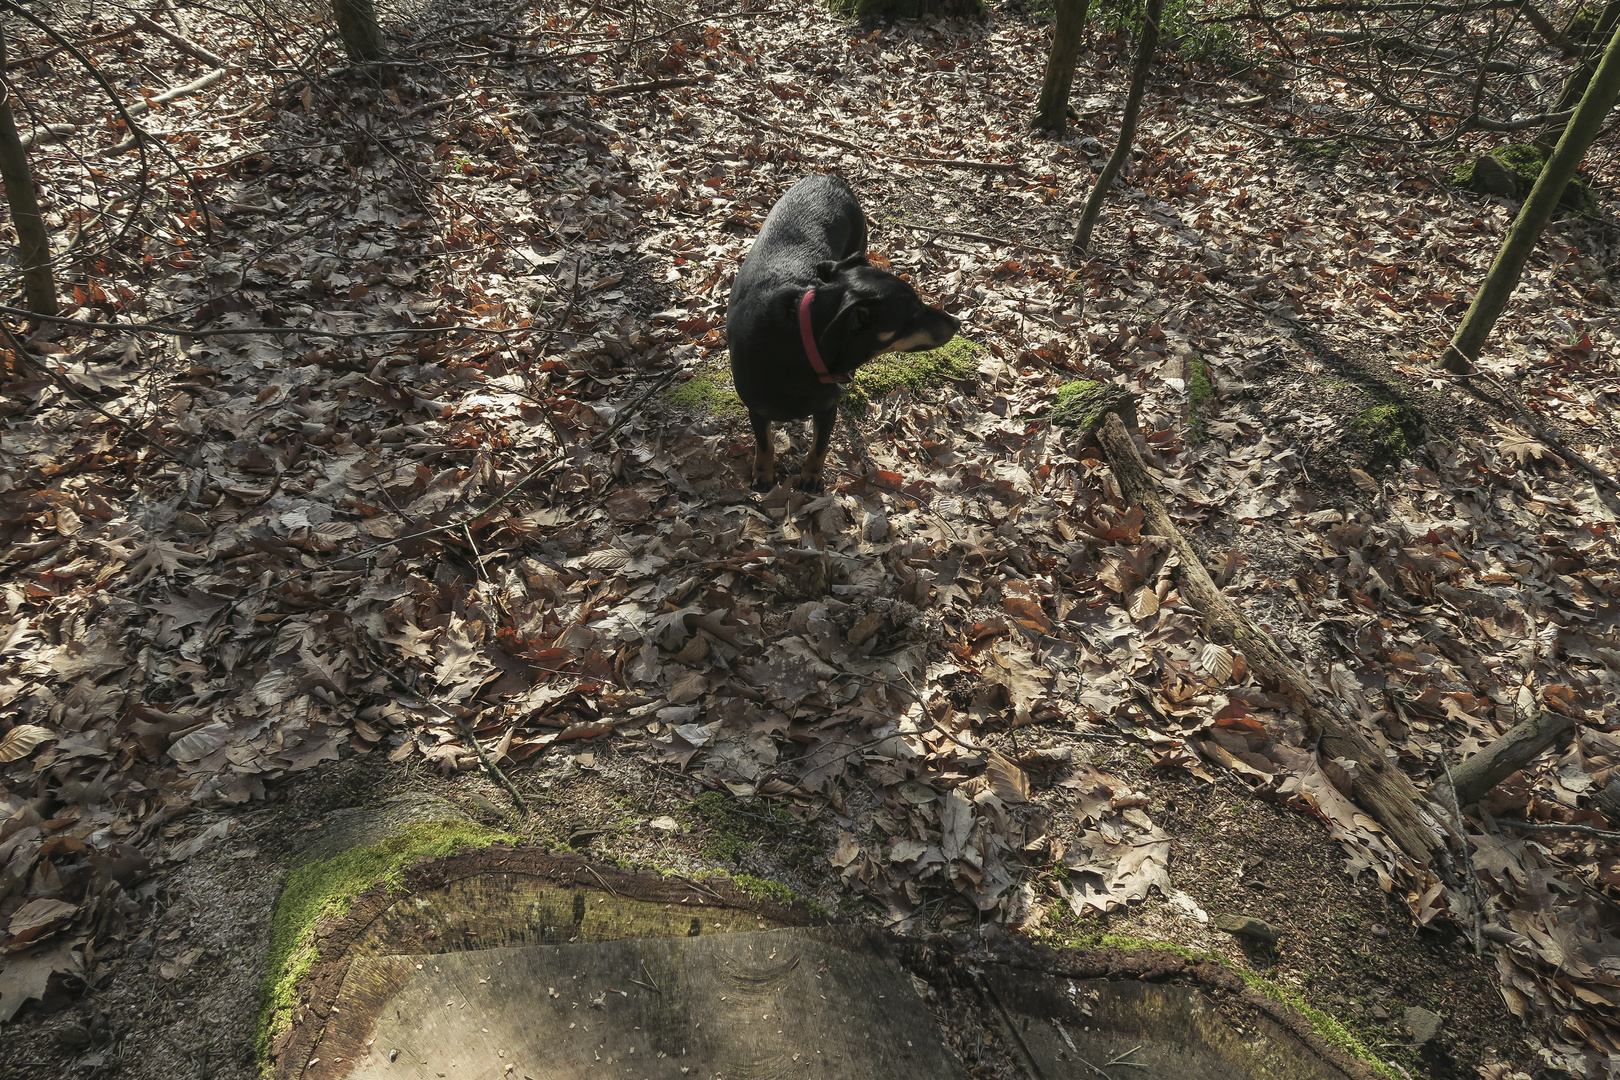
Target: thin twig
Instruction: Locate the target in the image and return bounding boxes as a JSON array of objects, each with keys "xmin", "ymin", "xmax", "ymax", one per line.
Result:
[
  {"xmin": 1494, "ymin": 819, "xmax": 1620, "ymax": 842},
  {"xmin": 0, "ymin": 304, "xmax": 568, "ymax": 340},
  {"xmin": 362, "ymin": 649, "xmax": 529, "ymax": 814}
]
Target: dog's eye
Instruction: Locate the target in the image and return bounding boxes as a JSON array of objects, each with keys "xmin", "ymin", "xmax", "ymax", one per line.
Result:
[{"xmin": 851, "ymin": 304, "xmax": 871, "ymax": 329}]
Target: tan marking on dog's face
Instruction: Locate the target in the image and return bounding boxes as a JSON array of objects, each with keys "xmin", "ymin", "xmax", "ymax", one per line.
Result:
[
  {"xmin": 882, "ymin": 330, "xmax": 946, "ymax": 354},
  {"xmin": 876, "ymin": 330, "xmax": 898, "ymax": 343}
]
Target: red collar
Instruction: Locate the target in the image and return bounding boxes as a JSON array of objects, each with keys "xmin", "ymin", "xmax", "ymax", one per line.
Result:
[{"xmin": 799, "ymin": 289, "xmax": 849, "ymax": 385}]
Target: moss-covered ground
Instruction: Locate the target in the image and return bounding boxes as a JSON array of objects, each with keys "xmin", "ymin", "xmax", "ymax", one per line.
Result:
[{"xmin": 666, "ymin": 337, "xmax": 982, "ymax": 418}]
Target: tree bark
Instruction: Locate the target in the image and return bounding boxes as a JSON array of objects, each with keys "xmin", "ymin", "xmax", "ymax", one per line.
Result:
[
  {"xmin": 1440, "ymin": 18, "xmax": 1620, "ymax": 374},
  {"xmin": 0, "ymin": 33, "xmax": 56, "ymax": 316},
  {"xmin": 1034, "ymin": 0, "xmax": 1092, "ymax": 133},
  {"xmin": 1080, "ymin": 405, "xmax": 1447, "ymax": 865},
  {"xmin": 1070, "ymin": 0, "xmax": 1161, "ymax": 259},
  {"xmin": 1442, "ymin": 710, "xmax": 1577, "ymax": 807},
  {"xmin": 332, "ymin": 0, "xmax": 385, "ymax": 65}
]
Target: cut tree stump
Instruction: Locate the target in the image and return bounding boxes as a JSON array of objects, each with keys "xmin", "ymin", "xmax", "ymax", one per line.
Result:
[
  {"xmin": 261, "ymin": 802, "xmax": 1379, "ymax": 1080},
  {"xmin": 1052, "ymin": 383, "xmax": 1450, "ymax": 866}
]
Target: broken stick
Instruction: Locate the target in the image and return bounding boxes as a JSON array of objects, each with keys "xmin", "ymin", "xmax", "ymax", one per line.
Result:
[
  {"xmin": 1442, "ymin": 709, "xmax": 1577, "ymax": 807},
  {"xmin": 1053, "ymin": 382, "xmax": 1450, "ymax": 865}
]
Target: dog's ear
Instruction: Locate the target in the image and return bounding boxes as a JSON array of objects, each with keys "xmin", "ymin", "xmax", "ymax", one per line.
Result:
[
  {"xmin": 815, "ymin": 252, "xmax": 869, "ymax": 282},
  {"xmin": 821, "ymin": 296, "xmax": 872, "ymax": 348}
]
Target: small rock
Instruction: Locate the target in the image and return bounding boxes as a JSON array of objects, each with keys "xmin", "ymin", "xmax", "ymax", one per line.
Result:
[
  {"xmin": 1370, "ymin": 923, "xmax": 1389, "ymax": 939},
  {"xmin": 55, "ymin": 1024, "xmax": 92, "ymax": 1049},
  {"xmin": 1371, "ymin": 1003, "xmax": 1390, "ymax": 1021},
  {"xmin": 1467, "ymin": 154, "xmax": 1522, "ymax": 198},
  {"xmin": 861, "ymin": 506, "xmax": 889, "ymax": 543},
  {"xmin": 1212, "ymin": 913, "xmax": 1281, "ymax": 945},
  {"xmin": 1404, "ymin": 1005, "xmax": 1445, "ymax": 1045}
]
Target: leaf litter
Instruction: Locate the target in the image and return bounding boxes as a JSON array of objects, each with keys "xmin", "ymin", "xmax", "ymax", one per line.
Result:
[{"xmin": 1, "ymin": 1, "xmax": 1618, "ymax": 1077}]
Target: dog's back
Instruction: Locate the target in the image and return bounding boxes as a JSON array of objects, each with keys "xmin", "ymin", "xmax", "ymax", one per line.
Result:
[{"xmin": 730, "ymin": 174, "xmax": 867, "ymax": 304}]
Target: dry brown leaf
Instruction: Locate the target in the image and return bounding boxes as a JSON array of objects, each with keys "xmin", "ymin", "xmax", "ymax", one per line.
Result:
[
  {"xmin": 1348, "ymin": 468, "xmax": 1379, "ymax": 492},
  {"xmin": 0, "ymin": 724, "xmax": 54, "ymax": 763},
  {"xmin": 1128, "ymin": 586, "xmax": 1159, "ymax": 621},
  {"xmin": 986, "ymin": 751, "xmax": 1030, "ymax": 803},
  {"xmin": 1198, "ymin": 643, "xmax": 1234, "ymax": 683}
]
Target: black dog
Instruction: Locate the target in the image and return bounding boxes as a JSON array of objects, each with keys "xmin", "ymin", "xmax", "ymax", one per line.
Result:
[{"xmin": 726, "ymin": 174, "xmax": 960, "ymax": 492}]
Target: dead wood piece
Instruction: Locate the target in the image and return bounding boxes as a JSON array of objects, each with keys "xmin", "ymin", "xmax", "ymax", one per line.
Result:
[
  {"xmin": 1443, "ymin": 710, "xmax": 1577, "ymax": 807},
  {"xmin": 134, "ymin": 15, "xmax": 228, "ymax": 69},
  {"xmin": 595, "ymin": 75, "xmax": 706, "ymax": 96},
  {"xmin": 890, "ymin": 155, "xmax": 1022, "ymax": 172},
  {"xmin": 1060, "ymin": 389, "xmax": 1446, "ymax": 864},
  {"xmin": 102, "ymin": 67, "xmax": 232, "ymax": 155}
]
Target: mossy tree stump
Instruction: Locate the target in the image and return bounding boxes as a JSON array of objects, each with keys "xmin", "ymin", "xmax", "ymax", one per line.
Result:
[{"xmin": 257, "ymin": 794, "xmax": 1380, "ymax": 1080}]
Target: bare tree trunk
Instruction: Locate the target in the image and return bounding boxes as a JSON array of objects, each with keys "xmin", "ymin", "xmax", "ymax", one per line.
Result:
[
  {"xmin": 0, "ymin": 33, "xmax": 56, "ymax": 316},
  {"xmin": 1034, "ymin": 0, "xmax": 1092, "ymax": 133},
  {"xmin": 1069, "ymin": 0, "xmax": 1161, "ymax": 259},
  {"xmin": 1534, "ymin": 0, "xmax": 1620, "ymax": 150},
  {"xmin": 332, "ymin": 0, "xmax": 385, "ymax": 65},
  {"xmin": 1440, "ymin": 18, "xmax": 1620, "ymax": 374}
]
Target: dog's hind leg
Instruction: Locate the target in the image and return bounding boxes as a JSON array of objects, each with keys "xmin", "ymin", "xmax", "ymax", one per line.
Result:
[
  {"xmin": 797, "ymin": 405, "xmax": 838, "ymax": 493},
  {"xmin": 749, "ymin": 412, "xmax": 776, "ymax": 492}
]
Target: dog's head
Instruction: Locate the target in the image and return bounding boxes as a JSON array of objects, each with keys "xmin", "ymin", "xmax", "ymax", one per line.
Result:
[{"xmin": 814, "ymin": 254, "xmax": 960, "ymax": 372}]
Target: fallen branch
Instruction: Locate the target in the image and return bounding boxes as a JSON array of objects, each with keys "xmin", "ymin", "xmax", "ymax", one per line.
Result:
[
  {"xmin": 1054, "ymin": 383, "xmax": 1448, "ymax": 865},
  {"xmin": 721, "ymin": 105, "xmax": 1021, "ymax": 173},
  {"xmin": 134, "ymin": 15, "xmax": 228, "ymax": 69},
  {"xmin": 906, "ymin": 224, "xmax": 1064, "ymax": 257},
  {"xmin": 595, "ymin": 75, "xmax": 707, "ymax": 96},
  {"xmin": 891, "ymin": 155, "xmax": 1022, "ymax": 172},
  {"xmin": 18, "ymin": 123, "xmax": 75, "ymax": 152},
  {"xmin": 102, "ymin": 67, "xmax": 233, "ymax": 155},
  {"xmin": 5, "ymin": 23, "xmax": 135, "ymax": 69},
  {"xmin": 1442, "ymin": 710, "xmax": 1578, "ymax": 806}
]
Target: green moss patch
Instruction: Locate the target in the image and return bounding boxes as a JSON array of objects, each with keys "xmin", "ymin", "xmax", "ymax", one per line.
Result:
[
  {"xmin": 665, "ymin": 359, "xmax": 746, "ymax": 419},
  {"xmin": 846, "ymin": 335, "xmax": 981, "ymax": 411},
  {"xmin": 1186, "ymin": 354, "xmax": 1215, "ymax": 444},
  {"xmin": 1452, "ymin": 144, "xmax": 1595, "ymax": 210},
  {"xmin": 1049, "ymin": 378, "xmax": 1136, "ymax": 433},
  {"xmin": 676, "ymin": 338, "xmax": 981, "ymax": 420},
  {"xmin": 255, "ymin": 820, "xmax": 513, "ymax": 1067},
  {"xmin": 1350, "ymin": 403, "xmax": 1422, "ymax": 463},
  {"xmin": 684, "ymin": 789, "xmax": 815, "ymax": 867}
]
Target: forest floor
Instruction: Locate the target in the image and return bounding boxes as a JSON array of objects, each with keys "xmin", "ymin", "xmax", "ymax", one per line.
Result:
[{"xmin": 2, "ymin": 2, "xmax": 1619, "ymax": 1079}]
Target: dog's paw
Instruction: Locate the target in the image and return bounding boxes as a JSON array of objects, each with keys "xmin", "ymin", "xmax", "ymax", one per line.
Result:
[
  {"xmin": 795, "ymin": 472, "xmax": 825, "ymax": 494},
  {"xmin": 751, "ymin": 473, "xmax": 776, "ymax": 493}
]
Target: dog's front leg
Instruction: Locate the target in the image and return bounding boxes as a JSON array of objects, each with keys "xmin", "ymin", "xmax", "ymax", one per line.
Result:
[
  {"xmin": 749, "ymin": 412, "xmax": 776, "ymax": 492},
  {"xmin": 797, "ymin": 405, "xmax": 837, "ymax": 493}
]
